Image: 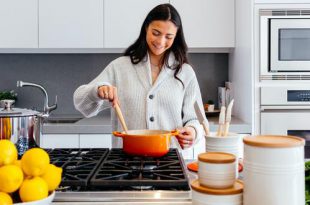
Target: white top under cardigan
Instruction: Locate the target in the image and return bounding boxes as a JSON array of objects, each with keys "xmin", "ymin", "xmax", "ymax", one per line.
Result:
[{"xmin": 73, "ymin": 53, "xmax": 207, "ymax": 154}]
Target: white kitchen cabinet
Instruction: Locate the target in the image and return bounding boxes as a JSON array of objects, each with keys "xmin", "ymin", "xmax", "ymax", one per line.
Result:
[
  {"xmin": 103, "ymin": 0, "xmax": 168, "ymax": 49},
  {"xmin": 80, "ymin": 134, "xmax": 112, "ymax": 148},
  {"xmin": 41, "ymin": 134, "xmax": 79, "ymax": 148},
  {"xmin": 39, "ymin": 0, "xmax": 103, "ymax": 48},
  {"xmin": 0, "ymin": 0, "xmax": 38, "ymax": 48},
  {"xmin": 170, "ymin": 0, "xmax": 235, "ymax": 48},
  {"xmin": 41, "ymin": 134, "xmax": 112, "ymax": 149},
  {"xmin": 255, "ymin": 0, "xmax": 310, "ymax": 3}
]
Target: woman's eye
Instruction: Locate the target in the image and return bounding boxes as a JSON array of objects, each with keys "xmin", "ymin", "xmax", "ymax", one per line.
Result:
[
  {"xmin": 166, "ymin": 36, "xmax": 174, "ymax": 40},
  {"xmin": 152, "ymin": 31, "xmax": 160, "ymax": 36}
]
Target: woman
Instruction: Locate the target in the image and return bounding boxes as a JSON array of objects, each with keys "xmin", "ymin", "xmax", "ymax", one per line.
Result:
[{"xmin": 74, "ymin": 4, "xmax": 206, "ymax": 151}]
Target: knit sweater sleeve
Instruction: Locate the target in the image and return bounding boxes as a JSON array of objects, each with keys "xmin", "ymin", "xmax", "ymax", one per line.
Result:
[
  {"xmin": 73, "ymin": 61, "xmax": 115, "ymax": 118},
  {"xmin": 182, "ymin": 74, "xmax": 207, "ymax": 145}
]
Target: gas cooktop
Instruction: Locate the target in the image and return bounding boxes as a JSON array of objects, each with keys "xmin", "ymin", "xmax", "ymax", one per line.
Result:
[{"xmin": 46, "ymin": 148, "xmax": 191, "ymax": 203}]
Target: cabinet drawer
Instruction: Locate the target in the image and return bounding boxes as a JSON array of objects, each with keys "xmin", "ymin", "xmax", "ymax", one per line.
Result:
[
  {"xmin": 80, "ymin": 134, "xmax": 112, "ymax": 148},
  {"xmin": 41, "ymin": 134, "xmax": 79, "ymax": 148}
]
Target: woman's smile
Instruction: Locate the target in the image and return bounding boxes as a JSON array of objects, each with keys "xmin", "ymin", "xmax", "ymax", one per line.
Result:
[{"xmin": 146, "ymin": 20, "xmax": 177, "ymax": 57}]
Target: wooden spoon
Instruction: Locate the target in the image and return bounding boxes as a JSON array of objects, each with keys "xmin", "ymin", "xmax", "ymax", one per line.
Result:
[{"xmin": 114, "ymin": 104, "xmax": 128, "ymax": 134}]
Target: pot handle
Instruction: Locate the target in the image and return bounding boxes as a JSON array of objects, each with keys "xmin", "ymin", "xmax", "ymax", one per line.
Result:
[
  {"xmin": 170, "ymin": 130, "xmax": 179, "ymax": 136},
  {"xmin": 113, "ymin": 131, "xmax": 125, "ymax": 137}
]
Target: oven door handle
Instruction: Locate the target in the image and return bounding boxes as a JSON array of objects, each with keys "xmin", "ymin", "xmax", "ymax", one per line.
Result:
[{"xmin": 261, "ymin": 105, "xmax": 310, "ymax": 111}]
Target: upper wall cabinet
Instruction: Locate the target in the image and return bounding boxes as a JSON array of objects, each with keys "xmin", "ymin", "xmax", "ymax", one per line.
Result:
[
  {"xmin": 255, "ymin": 0, "xmax": 310, "ymax": 3},
  {"xmin": 0, "ymin": 0, "xmax": 235, "ymax": 51},
  {"xmin": 0, "ymin": 0, "xmax": 38, "ymax": 48},
  {"xmin": 170, "ymin": 0, "xmax": 235, "ymax": 48},
  {"xmin": 103, "ymin": 0, "xmax": 168, "ymax": 48},
  {"xmin": 39, "ymin": 0, "xmax": 103, "ymax": 48}
]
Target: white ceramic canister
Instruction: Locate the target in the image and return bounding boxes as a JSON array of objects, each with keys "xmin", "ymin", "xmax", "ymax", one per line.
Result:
[
  {"xmin": 191, "ymin": 179, "xmax": 243, "ymax": 205},
  {"xmin": 205, "ymin": 132, "xmax": 242, "ymax": 177},
  {"xmin": 243, "ymin": 135, "xmax": 305, "ymax": 205},
  {"xmin": 205, "ymin": 132, "xmax": 241, "ymax": 159},
  {"xmin": 198, "ymin": 152, "xmax": 236, "ymax": 189}
]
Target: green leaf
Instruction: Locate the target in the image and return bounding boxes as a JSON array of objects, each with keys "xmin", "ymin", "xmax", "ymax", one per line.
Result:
[{"xmin": 0, "ymin": 90, "xmax": 17, "ymax": 101}]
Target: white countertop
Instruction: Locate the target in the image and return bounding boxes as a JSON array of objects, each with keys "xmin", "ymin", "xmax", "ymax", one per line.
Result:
[{"xmin": 43, "ymin": 112, "xmax": 251, "ymax": 134}]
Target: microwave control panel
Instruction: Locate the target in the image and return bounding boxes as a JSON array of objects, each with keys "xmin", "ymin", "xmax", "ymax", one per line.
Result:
[{"xmin": 288, "ymin": 90, "xmax": 310, "ymax": 101}]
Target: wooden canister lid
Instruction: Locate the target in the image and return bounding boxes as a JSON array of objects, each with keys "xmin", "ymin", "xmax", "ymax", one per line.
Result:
[
  {"xmin": 198, "ymin": 152, "xmax": 236, "ymax": 164},
  {"xmin": 243, "ymin": 135, "xmax": 305, "ymax": 148},
  {"xmin": 191, "ymin": 179, "xmax": 243, "ymax": 195}
]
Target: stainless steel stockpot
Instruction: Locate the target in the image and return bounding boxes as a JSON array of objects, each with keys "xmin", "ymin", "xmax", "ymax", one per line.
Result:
[{"xmin": 0, "ymin": 81, "xmax": 57, "ymax": 156}]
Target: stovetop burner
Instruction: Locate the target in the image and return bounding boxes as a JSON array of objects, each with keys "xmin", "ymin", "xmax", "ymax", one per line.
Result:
[
  {"xmin": 48, "ymin": 148, "xmax": 190, "ymax": 191},
  {"xmin": 48, "ymin": 148, "xmax": 109, "ymax": 186},
  {"xmin": 91, "ymin": 149, "xmax": 189, "ymax": 190}
]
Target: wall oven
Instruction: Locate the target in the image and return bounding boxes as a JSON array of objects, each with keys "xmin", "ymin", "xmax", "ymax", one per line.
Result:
[
  {"xmin": 260, "ymin": 86, "xmax": 310, "ymax": 158},
  {"xmin": 260, "ymin": 9, "xmax": 310, "ymax": 80}
]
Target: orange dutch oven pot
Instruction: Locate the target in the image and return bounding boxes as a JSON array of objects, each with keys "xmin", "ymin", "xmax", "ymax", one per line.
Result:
[{"xmin": 113, "ymin": 129, "xmax": 179, "ymax": 157}]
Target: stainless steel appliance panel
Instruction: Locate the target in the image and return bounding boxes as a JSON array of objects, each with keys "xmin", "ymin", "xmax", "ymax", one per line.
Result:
[
  {"xmin": 261, "ymin": 86, "xmax": 310, "ymax": 106},
  {"xmin": 261, "ymin": 110, "xmax": 310, "ymax": 157},
  {"xmin": 260, "ymin": 9, "xmax": 310, "ymax": 80}
]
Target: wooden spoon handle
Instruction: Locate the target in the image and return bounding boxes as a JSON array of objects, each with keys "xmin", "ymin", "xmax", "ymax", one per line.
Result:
[
  {"xmin": 202, "ymin": 123, "xmax": 210, "ymax": 136},
  {"xmin": 114, "ymin": 104, "xmax": 128, "ymax": 133},
  {"xmin": 223, "ymin": 122, "xmax": 230, "ymax": 137},
  {"xmin": 216, "ymin": 124, "xmax": 222, "ymax": 137}
]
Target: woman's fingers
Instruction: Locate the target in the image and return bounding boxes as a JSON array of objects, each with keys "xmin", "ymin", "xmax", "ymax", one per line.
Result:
[
  {"xmin": 176, "ymin": 127, "xmax": 196, "ymax": 149},
  {"xmin": 98, "ymin": 86, "xmax": 107, "ymax": 99},
  {"xmin": 98, "ymin": 86, "xmax": 119, "ymax": 106}
]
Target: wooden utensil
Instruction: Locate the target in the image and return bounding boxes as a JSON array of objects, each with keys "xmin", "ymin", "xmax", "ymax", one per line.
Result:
[
  {"xmin": 194, "ymin": 101, "xmax": 210, "ymax": 136},
  {"xmin": 114, "ymin": 104, "xmax": 128, "ymax": 134},
  {"xmin": 217, "ymin": 106, "xmax": 226, "ymax": 137},
  {"xmin": 223, "ymin": 99, "xmax": 234, "ymax": 136}
]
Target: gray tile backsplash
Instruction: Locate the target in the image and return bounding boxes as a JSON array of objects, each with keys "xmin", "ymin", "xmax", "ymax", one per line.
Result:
[{"xmin": 0, "ymin": 53, "xmax": 228, "ymax": 115}]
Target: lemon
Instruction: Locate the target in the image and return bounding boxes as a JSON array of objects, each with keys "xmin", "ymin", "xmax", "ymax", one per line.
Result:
[
  {"xmin": 0, "ymin": 140, "xmax": 17, "ymax": 166},
  {"xmin": 12, "ymin": 160, "xmax": 21, "ymax": 169},
  {"xmin": 41, "ymin": 164, "xmax": 62, "ymax": 191},
  {"xmin": 0, "ymin": 192, "xmax": 12, "ymax": 205},
  {"xmin": 21, "ymin": 148, "xmax": 50, "ymax": 177},
  {"xmin": 19, "ymin": 177, "xmax": 48, "ymax": 202},
  {"xmin": 0, "ymin": 165, "xmax": 23, "ymax": 193}
]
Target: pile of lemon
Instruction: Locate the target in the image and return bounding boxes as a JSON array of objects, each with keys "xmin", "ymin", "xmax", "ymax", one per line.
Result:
[{"xmin": 0, "ymin": 140, "xmax": 62, "ymax": 204}]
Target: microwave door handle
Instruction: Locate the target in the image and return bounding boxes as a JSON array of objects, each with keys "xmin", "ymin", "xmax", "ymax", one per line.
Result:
[{"xmin": 261, "ymin": 106, "xmax": 310, "ymax": 111}]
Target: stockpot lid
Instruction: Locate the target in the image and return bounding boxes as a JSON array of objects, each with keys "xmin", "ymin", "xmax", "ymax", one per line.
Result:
[{"xmin": 0, "ymin": 100, "xmax": 39, "ymax": 117}]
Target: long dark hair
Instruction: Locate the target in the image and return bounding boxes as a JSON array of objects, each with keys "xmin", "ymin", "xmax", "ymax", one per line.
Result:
[{"xmin": 124, "ymin": 4, "xmax": 188, "ymax": 85}]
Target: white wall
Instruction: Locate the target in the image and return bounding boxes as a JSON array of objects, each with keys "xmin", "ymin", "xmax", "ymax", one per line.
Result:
[{"xmin": 229, "ymin": 0, "xmax": 254, "ymax": 131}]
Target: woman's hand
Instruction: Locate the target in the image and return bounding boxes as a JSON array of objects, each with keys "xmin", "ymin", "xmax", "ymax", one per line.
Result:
[
  {"xmin": 176, "ymin": 126, "xmax": 196, "ymax": 149},
  {"xmin": 98, "ymin": 85, "xmax": 119, "ymax": 107}
]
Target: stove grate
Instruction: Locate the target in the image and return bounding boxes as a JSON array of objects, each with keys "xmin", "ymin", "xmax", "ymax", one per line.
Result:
[
  {"xmin": 90, "ymin": 149, "xmax": 190, "ymax": 190},
  {"xmin": 48, "ymin": 148, "xmax": 109, "ymax": 187}
]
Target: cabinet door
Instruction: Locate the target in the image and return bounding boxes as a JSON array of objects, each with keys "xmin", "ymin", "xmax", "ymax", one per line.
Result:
[
  {"xmin": 103, "ymin": 0, "xmax": 168, "ymax": 48},
  {"xmin": 0, "ymin": 0, "xmax": 38, "ymax": 48},
  {"xmin": 41, "ymin": 134, "xmax": 79, "ymax": 148},
  {"xmin": 170, "ymin": 0, "xmax": 235, "ymax": 48},
  {"xmin": 193, "ymin": 136, "xmax": 206, "ymax": 159},
  {"xmin": 39, "ymin": 0, "xmax": 103, "ymax": 48},
  {"xmin": 80, "ymin": 134, "xmax": 112, "ymax": 148}
]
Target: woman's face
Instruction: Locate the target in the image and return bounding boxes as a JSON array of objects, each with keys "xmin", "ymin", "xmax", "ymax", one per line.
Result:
[{"xmin": 146, "ymin": 20, "xmax": 178, "ymax": 57}]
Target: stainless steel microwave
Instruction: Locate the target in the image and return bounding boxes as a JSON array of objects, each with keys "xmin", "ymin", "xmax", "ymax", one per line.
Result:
[{"xmin": 260, "ymin": 9, "xmax": 310, "ymax": 80}]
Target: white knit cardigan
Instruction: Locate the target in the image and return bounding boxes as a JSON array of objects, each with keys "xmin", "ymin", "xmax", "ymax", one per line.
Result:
[{"xmin": 73, "ymin": 53, "xmax": 207, "ymax": 153}]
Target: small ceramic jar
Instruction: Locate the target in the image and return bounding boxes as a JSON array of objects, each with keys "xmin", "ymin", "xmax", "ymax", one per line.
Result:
[
  {"xmin": 198, "ymin": 152, "xmax": 236, "ymax": 189},
  {"xmin": 191, "ymin": 179, "xmax": 243, "ymax": 205},
  {"xmin": 204, "ymin": 132, "xmax": 241, "ymax": 158}
]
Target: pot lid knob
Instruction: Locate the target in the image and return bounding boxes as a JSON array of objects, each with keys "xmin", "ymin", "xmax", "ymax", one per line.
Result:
[{"xmin": 1, "ymin": 99, "xmax": 15, "ymax": 111}]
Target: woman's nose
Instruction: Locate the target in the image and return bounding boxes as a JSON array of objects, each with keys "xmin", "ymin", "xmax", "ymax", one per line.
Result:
[{"xmin": 155, "ymin": 36, "xmax": 166, "ymax": 46}]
